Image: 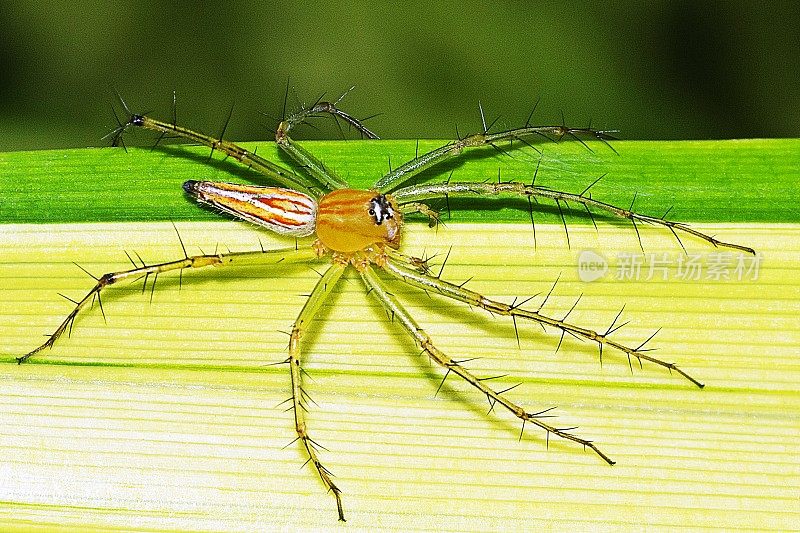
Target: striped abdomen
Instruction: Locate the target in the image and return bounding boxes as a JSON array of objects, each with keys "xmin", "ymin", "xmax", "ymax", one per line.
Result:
[{"xmin": 183, "ymin": 180, "xmax": 317, "ymax": 236}]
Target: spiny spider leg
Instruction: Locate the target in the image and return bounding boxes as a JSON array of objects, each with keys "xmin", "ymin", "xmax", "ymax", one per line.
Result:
[
  {"xmin": 111, "ymin": 109, "xmax": 325, "ymax": 197},
  {"xmin": 275, "ymin": 93, "xmax": 378, "ymax": 192},
  {"xmin": 375, "ymin": 125, "xmax": 616, "ymax": 193},
  {"xmin": 382, "ymin": 255, "xmax": 704, "ymax": 388},
  {"xmin": 359, "ymin": 265, "xmax": 615, "ymax": 466},
  {"xmin": 281, "ymin": 88, "xmax": 380, "ymax": 140},
  {"xmin": 17, "ymin": 246, "xmax": 319, "ymax": 364},
  {"xmin": 288, "ymin": 262, "xmax": 347, "ymax": 521},
  {"xmin": 393, "ymin": 181, "xmax": 755, "ymax": 255},
  {"xmin": 399, "ymin": 201, "xmax": 442, "ymax": 227}
]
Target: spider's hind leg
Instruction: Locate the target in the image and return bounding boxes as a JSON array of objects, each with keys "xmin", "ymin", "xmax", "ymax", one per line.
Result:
[
  {"xmin": 108, "ymin": 97, "xmax": 321, "ymax": 196},
  {"xmin": 18, "ymin": 245, "xmax": 318, "ymax": 364}
]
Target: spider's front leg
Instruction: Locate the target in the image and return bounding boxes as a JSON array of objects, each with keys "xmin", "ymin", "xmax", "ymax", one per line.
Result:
[
  {"xmin": 375, "ymin": 124, "xmax": 615, "ymax": 192},
  {"xmin": 287, "ymin": 262, "xmax": 347, "ymax": 521},
  {"xmin": 393, "ymin": 181, "xmax": 755, "ymax": 255},
  {"xmin": 383, "ymin": 255, "xmax": 704, "ymax": 388},
  {"xmin": 359, "ymin": 265, "xmax": 615, "ymax": 466},
  {"xmin": 18, "ymin": 246, "xmax": 318, "ymax": 364}
]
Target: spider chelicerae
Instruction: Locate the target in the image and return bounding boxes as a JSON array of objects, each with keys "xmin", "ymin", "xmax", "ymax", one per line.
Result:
[{"xmin": 18, "ymin": 91, "xmax": 754, "ymax": 521}]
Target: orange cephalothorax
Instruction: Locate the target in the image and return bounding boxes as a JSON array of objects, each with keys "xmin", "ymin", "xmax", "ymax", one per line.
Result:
[{"xmin": 315, "ymin": 189, "xmax": 403, "ymax": 253}]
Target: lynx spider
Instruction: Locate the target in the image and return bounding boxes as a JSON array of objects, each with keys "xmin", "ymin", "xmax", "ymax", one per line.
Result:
[{"xmin": 19, "ymin": 90, "xmax": 754, "ymax": 521}]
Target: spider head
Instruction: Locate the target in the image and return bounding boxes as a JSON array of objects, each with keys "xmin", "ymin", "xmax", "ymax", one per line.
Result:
[
  {"xmin": 368, "ymin": 194, "xmax": 396, "ymax": 225},
  {"xmin": 316, "ymin": 189, "xmax": 403, "ymax": 253}
]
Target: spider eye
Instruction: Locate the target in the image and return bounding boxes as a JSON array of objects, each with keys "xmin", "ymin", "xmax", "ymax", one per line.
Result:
[{"xmin": 368, "ymin": 194, "xmax": 395, "ymax": 226}]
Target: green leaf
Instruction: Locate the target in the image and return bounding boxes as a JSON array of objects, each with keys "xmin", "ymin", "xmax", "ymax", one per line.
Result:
[
  {"xmin": 2, "ymin": 138, "xmax": 799, "ymax": 224},
  {"xmin": 1, "ymin": 138, "xmax": 798, "ymax": 530}
]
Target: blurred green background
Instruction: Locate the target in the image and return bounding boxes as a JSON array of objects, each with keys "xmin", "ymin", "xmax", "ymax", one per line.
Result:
[{"xmin": 1, "ymin": 1, "xmax": 798, "ymax": 151}]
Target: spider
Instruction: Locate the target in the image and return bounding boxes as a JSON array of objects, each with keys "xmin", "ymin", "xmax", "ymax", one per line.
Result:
[{"xmin": 18, "ymin": 91, "xmax": 755, "ymax": 521}]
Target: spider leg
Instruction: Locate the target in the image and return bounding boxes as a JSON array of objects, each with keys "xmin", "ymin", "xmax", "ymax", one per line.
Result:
[
  {"xmin": 276, "ymin": 95, "xmax": 378, "ymax": 192},
  {"xmin": 18, "ymin": 245, "xmax": 318, "ymax": 364},
  {"xmin": 280, "ymin": 91, "xmax": 380, "ymax": 140},
  {"xmin": 359, "ymin": 265, "xmax": 614, "ymax": 465},
  {"xmin": 288, "ymin": 262, "xmax": 347, "ymax": 521},
  {"xmin": 399, "ymin": 201, "xmax": 442, "ymax": 227},
  {"xmin": 382, "ymin": 255, "xmax": 705, "ymax": 388},
  {"xmin": 393, "ymin": 181, "xmax": 755, "ymax": 255},
  {"xmin": 114, "ymin": 111, "xmax": 325, "ymax": 197},
  {"xmin": 375, "ymin": 125, "xmax": 615, "ymax": 193}
]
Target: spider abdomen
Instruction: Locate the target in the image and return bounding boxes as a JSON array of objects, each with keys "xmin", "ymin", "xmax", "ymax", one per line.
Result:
[
  {"xmin": 183, "ymin": 180, "xmax": 317, "ymax": 236},
  {"xmin": 316, "ymin": 189, "xmax": 403, "ymax": 253}
]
